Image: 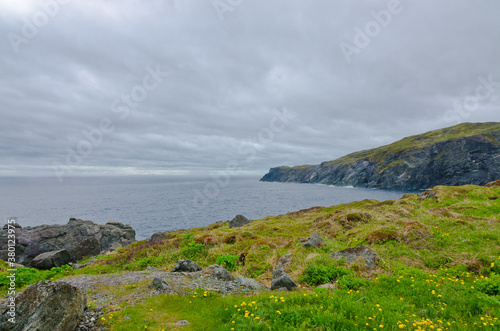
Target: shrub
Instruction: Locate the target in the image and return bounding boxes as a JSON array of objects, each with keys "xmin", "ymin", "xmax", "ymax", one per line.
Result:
[
  {"xmin": 215, "ymin": 255, "xmax": 238, "ymax": 271},
  {"xmin": 183, "ymin": 233, "xmax": 194, "ymax": 241},
  {"xmin": 336, "ymin": 274, "xmax": 368, "ymax": 290},
  {"xmin": 180, "ymin": 242, "xmax": 207, "ymax": 260},
  {"xmin": 299, "ymin": 265, "xmax": 351, "ymax": 286},
  {"xmin": 476, "ymin": 274, "xmax": 500, "ymax": 295},
  {"xmin": 0, "ymin": 268, "xmax": 42, "ymax": 289},
  {"xmin": 180, "ymin": 233, "xmax": 209, "ymax": 260},
  {"xmin": 0, "ymin": 264, "xmax": 75, "ymax": 290}
]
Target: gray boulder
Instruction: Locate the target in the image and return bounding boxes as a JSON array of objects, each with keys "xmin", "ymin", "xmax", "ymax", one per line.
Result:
[
  {"xmin": 329, "ymin": 246, "xmax": 381, "ymax": 269},
  {"xmin": 0, "ymin": 281, "xmax": 87, "ymax": 331},
  {"xmin": 0, "ymin": 218, "xmax": 135, "ymax": 266},
  {"xmin": 234, "ymin": 276, "xmax": 267, "ymax": 290},
  {"xmin": 271, "ymin": 269, "xmax": 298, "ymax": 291},
  {"xmin": 229, "ymin": 215, "xmax": 252, "ymax": 228},
  {"xmin": 100, "ymin": 221, "xmax": 136, "ymax": 252},
  {"xmin": 300, "ymin": 233, "xmax": 327, "ymax": 248},
  {"xmin": 146, "ymin": 231, "xmax": 170, "ymax": 242},
  {"xmin": 31, "ymin": 249, "xmax": 71, "ymax": 269},
  {"xmin": 69, "ymin": 237, "xmax": 101, "ymax": 262},
  {"xmin": 275, "ymin": 253, "xmax": 292, "ymax": 271},
  {"xmin": 204, "ymin": 265, "xmax": 234, "ymax": 281},
  {"xmin": 149, "ymin": 278, "xmax": 173, "ymax": 292},
  {"xmin": 172, "ymin": 260, "xmax": 202, "ymax": 272}
]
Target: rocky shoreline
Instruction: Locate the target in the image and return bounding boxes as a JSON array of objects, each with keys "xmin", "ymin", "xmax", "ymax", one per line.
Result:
[{"xmin": 0, "ymin": 218, "xmax": 135, "ymax": 268}]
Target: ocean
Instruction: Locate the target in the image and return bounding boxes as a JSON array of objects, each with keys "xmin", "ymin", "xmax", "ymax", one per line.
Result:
[{"xmin": 0, "ymin": 176, "xmax": 408, "ymax": 240}]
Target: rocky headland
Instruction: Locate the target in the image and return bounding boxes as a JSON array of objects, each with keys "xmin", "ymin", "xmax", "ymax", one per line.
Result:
[{"xmin": 261, "ymin": 122, "xmax": 500, "ymax": 190}]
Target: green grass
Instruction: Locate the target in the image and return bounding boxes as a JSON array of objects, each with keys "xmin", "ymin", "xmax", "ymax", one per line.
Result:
[
  {"xmin": 5, "ymin": 183, "xmax": 498, "ymax": 285},
  {"xmin": 0, "ymin": 264, "xmax": 76, "ymax": 289},
  {"xmin": 1, "ymin": 182, "xmax": 499, "ymax": 329},
  {"xmin": 95, "ymin": 264, "xmax": 499, "ymax": 330}
]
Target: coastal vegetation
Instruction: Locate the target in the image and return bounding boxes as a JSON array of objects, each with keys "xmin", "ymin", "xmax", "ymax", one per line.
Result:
[{"xmin": 1, "ymin": 181, "xmax": 500, "ymax": 329}]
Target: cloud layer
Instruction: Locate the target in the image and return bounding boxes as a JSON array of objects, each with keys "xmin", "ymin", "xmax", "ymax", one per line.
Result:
[{"xmin": 1, "ymin": 0, "xmax": 499, "ymax": 178}]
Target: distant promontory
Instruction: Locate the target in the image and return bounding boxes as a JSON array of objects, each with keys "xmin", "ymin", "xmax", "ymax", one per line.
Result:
[{"xmin": 261, "ymin": 122, "xmax": 500, "ymax": 190}]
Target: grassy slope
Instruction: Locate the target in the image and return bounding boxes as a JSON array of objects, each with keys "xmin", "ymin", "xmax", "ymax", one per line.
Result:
[
  {"xmin": 278, "ymin": 122, "xmax": 500, "ymax": 170},
  {"xmin": 90, "ymin": 183, "xmax": 500, "ymax": 282},
  {"xmin": 2, "ymin": 183, "xmax": 500, "ymax": 330}
]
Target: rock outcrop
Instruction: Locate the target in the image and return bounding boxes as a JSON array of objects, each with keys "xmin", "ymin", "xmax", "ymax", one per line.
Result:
[
  {"xmin": 0, "ymin": 218, "xmax": 135, "ymax": 266},
  {"xmin": 204, "ymin": 265, "xmax": 235, "ymax": 281},
  {"xmin": 234, "ymin": 276, "xmax": 267, "ymax": 290},
  {"xmin": 229, "ymin": 215, "xmax": 252, "ymax": 228},
  {"xmin": 69, "ymin": 237, "xmax": 101, "ymax": 262},
  {"xmin": 271, "ymin": 269, "xmax": 298, "ymax": 291},
  {"xmin": 275, "ymin": 253, "xmax": 292, "ymax": 271},
  {"xmin": 146, "ymin": 231, "xmax": 171, "ymax": 242},
  {"xmin": 261, "ymin": 123, "xmax": 500, "ymax": 190},
  {"xmin": 299, "ymin": 233, "xmax": 327, "ymax": 248},
  {"xmin": 172, "ymin": 260, "xmax": 202, "ymax": 272},
  {"xmin": 0, "ymin": 281, "xmax": 87, "ymax": 331},
  {"xmin": 149, "ymin": 278, "xmax": 173, "ymax": 292},
  {"xmin": 31, "ymin": 249, "xmax": 72, "ymax": 270}
]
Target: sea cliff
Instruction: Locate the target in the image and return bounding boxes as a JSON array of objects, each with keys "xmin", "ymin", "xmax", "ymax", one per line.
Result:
[{"xmin": 261, "ymin": 122, "xmax": 500, "ymax": 190}]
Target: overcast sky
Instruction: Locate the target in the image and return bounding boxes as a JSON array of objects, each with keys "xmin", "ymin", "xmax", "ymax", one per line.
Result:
[{"xmin": 1, "ymin": 0, "xmax": 499, "ymax": 178}]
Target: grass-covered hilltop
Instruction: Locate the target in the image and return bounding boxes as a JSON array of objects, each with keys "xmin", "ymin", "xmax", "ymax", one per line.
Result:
[
  {"xmin": 2, "ymin": 181, "xmax": 500, "ymax": 330},
  {"xmin": 261, "ymin": 122, "xmax": 500, "ymax": 190}
]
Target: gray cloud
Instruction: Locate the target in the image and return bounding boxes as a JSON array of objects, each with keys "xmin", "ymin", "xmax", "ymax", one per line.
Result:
[{"xmin": 1, "ymin": 0, "xmax": 499, "ymax": 178}]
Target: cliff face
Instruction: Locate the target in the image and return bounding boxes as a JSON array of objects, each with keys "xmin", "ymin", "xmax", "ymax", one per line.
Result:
[{"xmin": 261, "ymin": 123, "xmax": 500, "ymax": 190}]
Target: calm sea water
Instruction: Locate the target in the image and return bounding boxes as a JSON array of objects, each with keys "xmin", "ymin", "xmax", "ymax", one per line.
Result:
[{"xmin": 0, "ymin": 176, "xmax": 407, "ymax": 240}]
